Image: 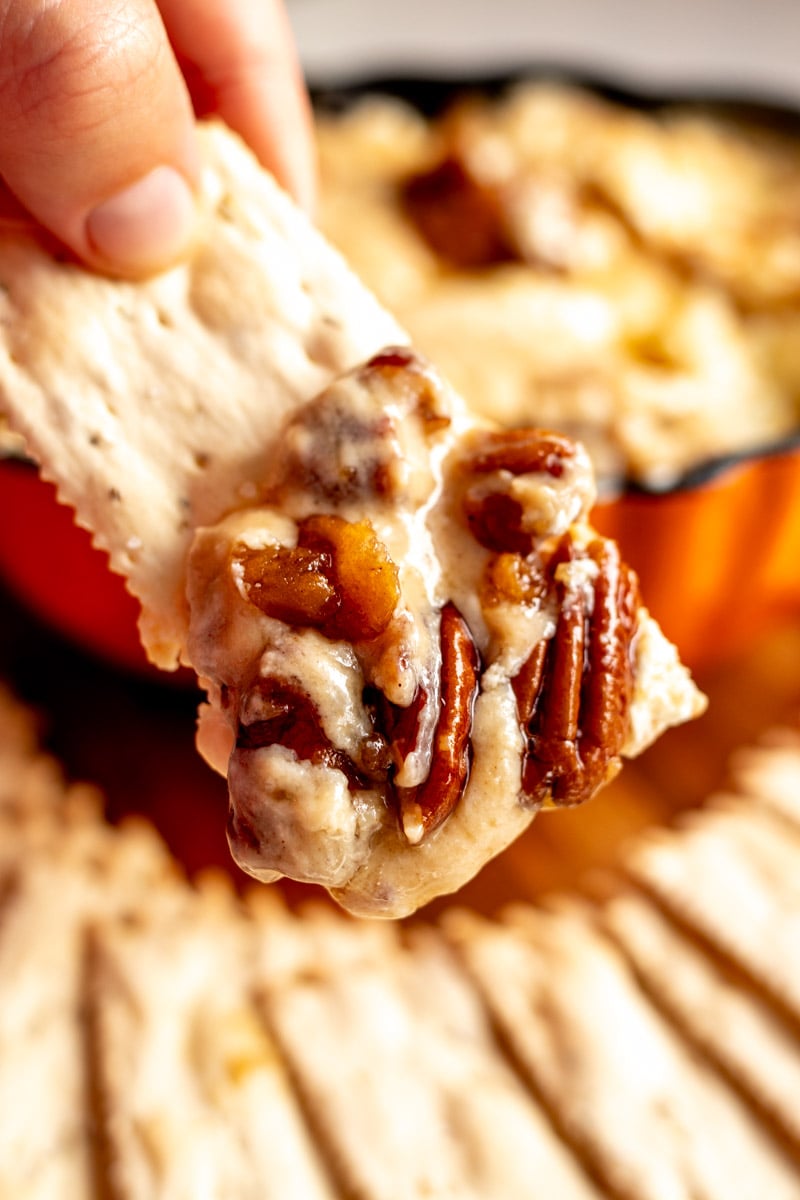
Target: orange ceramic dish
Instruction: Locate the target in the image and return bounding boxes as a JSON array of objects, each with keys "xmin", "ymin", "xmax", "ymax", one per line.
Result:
[
  {"xmin": 0, "ymin": 459, "xmax": 152, "ymax": 673},
  {"xmin": 2, "ymin": 432, "xmax": 798, "ymax": 676},
  {"xmin": 592, "ymin": 438, "xmax": 800, "ymax": 668}
]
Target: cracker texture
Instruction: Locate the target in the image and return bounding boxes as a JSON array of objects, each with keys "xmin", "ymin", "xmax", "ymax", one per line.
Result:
[
  {"xmin": 0, "ymin": 121, "xmax": 404, "ymax": 667},
  {"xmin": 1, "ymin": 684, "xmax": 800, "ymax": 1196}
]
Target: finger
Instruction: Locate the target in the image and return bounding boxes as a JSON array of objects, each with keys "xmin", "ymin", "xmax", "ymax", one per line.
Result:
[
  {"xmin": 0, "ymin": 0, "xmax": 200, "ymax": 275},
  {"xmin": 157, "ymin": 0, "xmax": 316, "ymax": 210}
]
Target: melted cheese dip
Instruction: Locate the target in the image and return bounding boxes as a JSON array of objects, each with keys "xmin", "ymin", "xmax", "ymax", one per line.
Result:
[{"xmin": 316, "ymin": 84, "xmax": 800, "ymax": 491}]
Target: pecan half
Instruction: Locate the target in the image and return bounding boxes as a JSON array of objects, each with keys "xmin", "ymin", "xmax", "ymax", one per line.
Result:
[
  {"xmin": 461, "ymin": 429, "xmax": 581, "ymax": 554},
  {"xmin": 514, "ymin": 533, "xmax": 640, "ymax": 806},
  {"xmin": 395, "ymin": 603, "xmax": 479, "ymax": 843},
  {"xmin": 239, "ymin": 514, "xmax": 400, "ymax": 643}
]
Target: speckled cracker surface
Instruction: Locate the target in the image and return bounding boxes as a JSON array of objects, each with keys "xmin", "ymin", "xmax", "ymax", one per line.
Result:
[{"xmin": 0, "ymin": 120, "xmax": 405, "ymax": 668}]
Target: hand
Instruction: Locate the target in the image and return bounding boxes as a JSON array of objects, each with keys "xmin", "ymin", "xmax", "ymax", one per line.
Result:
[{"xmin": 0, "ymin": 0, "xmax": 315, "ymax": 275}]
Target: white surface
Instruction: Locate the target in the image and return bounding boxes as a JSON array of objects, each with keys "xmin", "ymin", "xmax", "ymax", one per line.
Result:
[{"xmin": 288, "ymin": 0, "xmax": 800, "ymax": 104}]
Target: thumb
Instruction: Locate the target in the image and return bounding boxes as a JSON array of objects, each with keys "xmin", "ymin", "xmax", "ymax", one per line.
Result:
[{"xmin": 0, "ymin": 0, "xmax": 200, "ymax": 276}]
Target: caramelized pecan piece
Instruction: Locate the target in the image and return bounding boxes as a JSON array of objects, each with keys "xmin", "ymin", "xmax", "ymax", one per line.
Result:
[
  {"xmin": 465, "ymin": 429, "xmax": 579, "ymax": 479},
  {"xmin": 270, "ymin": 347, "xmax": 451, "ymax": 505},
  {"xmin": 371, "ymin": 683, "xmax": 430, "ymax": 774},
  {"xmin": 481, "ymin": 550, "xmax": 548, "ymax": 611},
  {"xmin": 402, "ymin": 156, "xmax": 514, "ymax": 268},
  {"xmin": 395, "ymin": 603, "xmax": 479, "ymax": 843},
  {"xmin": 461, "ymin": 429, "xmax": 582, "ymax": 554},
  {"xmin": 580, "ymin": 537, "xmax": 640, "ymax": 764},
  {"xmin": 464, "ymin": 490, "xmax": 532, "ymax": 555},
  {"xmin": 514, "ymin": 533, "xmax": 641, "ymax": 806},
  {"xmin": 240, "ymin": 514, "xmax": 400, "ymax": 642},
  {"xmin": 237, "ymin": 680, "xmax": 391, "ymax": 789},
  {"xmin": 363, "ymin": 347, "xmax": 452, "ymax": 435}
]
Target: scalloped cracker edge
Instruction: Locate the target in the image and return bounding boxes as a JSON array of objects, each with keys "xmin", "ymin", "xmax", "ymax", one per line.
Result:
[{"xmin": 0, "ymin": 119, "xmax": 405, "ymax": 668}]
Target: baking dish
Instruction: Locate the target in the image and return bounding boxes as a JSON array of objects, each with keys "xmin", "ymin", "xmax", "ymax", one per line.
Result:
[{"xmin": 1, "ymin": 71, "xmax": 798, "ymax": 674}]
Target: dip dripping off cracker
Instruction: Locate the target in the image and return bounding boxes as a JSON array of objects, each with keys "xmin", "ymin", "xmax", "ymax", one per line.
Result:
[{"xmin": 0, "ymin": 120, "xmax": 704, "ymax": 916}]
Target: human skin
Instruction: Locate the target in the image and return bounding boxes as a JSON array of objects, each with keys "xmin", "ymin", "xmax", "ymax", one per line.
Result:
[{"xmin": 0, "ymin": 0, "xmax": 315, "ymax": 276}]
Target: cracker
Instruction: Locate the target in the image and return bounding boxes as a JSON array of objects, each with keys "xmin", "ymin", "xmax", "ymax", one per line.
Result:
[
  {"xmin": 254, "ymin": 900, "xmax": 599, "ymax": 1200},
  {"xmin": 625, "ymin": 798, "xmax": 800, "ymax": 1024},
  {"xmin": 0, "ymin": 820, "xmax": 177, "ymax": 1199},
  {"xmin": 86, "ymin": 884, "xmax": 335, "ymax": 1200},
  {"xmin": 0, "ymin": 120, "xmax": 405, "ymax": 668},
  {"xmin": 603, "ymin": 888, "xmax": 800, "ymax": 1154},
  {"xmin": 731, "ymin": 728, "xmax": 800, "ymax": 830},
  {"xmin": 443, "ymin": 901, "xmax": 799, "ymax": 1200}
]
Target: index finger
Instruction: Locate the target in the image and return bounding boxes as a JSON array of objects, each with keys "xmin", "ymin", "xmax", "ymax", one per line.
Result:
[{"xmin": 157, "ymin": 0, "xmax": 316, "ymax": 210}]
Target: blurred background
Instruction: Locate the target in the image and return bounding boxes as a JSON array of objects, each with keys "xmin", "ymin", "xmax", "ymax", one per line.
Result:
[{"xmin": 288, "ymin": 0, "xmax": 800, "ymax": 101}]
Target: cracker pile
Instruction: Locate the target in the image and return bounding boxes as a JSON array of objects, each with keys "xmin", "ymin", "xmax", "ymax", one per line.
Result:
[{"xmin": 2, "ymin": 684, "xmax": 799, "ymax": 1198}]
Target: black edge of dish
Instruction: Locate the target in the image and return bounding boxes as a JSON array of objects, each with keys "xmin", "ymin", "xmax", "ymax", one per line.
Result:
[
  {"xmin": 311, "ymin": 65, "xmax": 800, "ymax": 497},
  {"xmin": 310, "ymin": 64, "xmax": 800, "ymax": 133}
]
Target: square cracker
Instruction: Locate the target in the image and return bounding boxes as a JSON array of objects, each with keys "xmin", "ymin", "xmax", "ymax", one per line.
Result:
[{"xmin": 0, "ymin": 120, "xmax": 405, "ymax": 668}]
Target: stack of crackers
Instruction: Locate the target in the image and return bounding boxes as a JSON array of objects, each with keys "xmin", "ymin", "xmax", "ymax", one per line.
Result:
[{"xmin": 2, "ymin": 681, "xmax": 799, "ymax": 1198}]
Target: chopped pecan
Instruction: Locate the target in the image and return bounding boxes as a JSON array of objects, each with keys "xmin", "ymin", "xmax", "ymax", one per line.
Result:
[
  {"xmin": 481, "ymin": 551, "xmax": 548, "ymax": 611},
  {"xmin": 370, "ymin": 683, "xmax": 430, "ymax": 773},
  {"xmin": 580, "ymin": 537, "xmax": 640, "ymax": 761},
  {"xmin": 236, "ymin": 606, "xmax": 479, "ymax": 845},
  {"xmin": 239, "ymin": 514, "xmax": 400, "ymax": 643},
  {"xmin": 395, "ymin": 603, "xmax": 479, "ymax": 843},
  {"xmin": 465, "ymin": 429, "xmax": 579, "ymax": 479},
  {"xmin": 237, "ymin": 680, "xmax": 391, "ymax": 789},
  {"xmin": 464, "ymin": 490, "xmax": 532, "ymax": 555},
  {"xmin": 271, "ymin": 348, "xmax": 450, "ymax": 505},
  {"xmin": 402, "ymin": 156, "xmax": 514, "ymax": 268},
  {"xmin": 360, "ymin": 347, "xmax": 452, "ymax": 434},
  {"xmin": 514, "ymin": 533, "xmax": 641, "ymax": 807},
  {"xmin": 461, "ymin": 429, "xmax": 581, "ymax": 554},
  {"xmin": 298, "ymin": 515, "xmax": 400, "ymax": 641}
]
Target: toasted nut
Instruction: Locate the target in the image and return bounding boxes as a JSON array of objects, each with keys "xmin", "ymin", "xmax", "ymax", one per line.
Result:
[
  {"xmin": 537, "ymin": 567, "xmax": 585, "ymax": 749},
  {"xmin": 240, "ymin": 544, "xmax": 337, "ymax": 628},
  {"xmin": 270, "ymin": 348, "xmax": 450, "ymax": 506},
  {"xmin": 464, "ymin": 429, "xmax": 579, "ymax": 478},
  {"xmin": 463, "ymin": 489, "xmax": 532, "ymax": 554},
  {"xmin": 462, "ymin": 429, "xmax": 582, "ymax": 553},
  {"xmin": 396, "ymin": 603, "xmax": 479, "ymax": 843},
  {"xmin": 581, "ymin": 538, "xmax": 640, "ymax": 758},
  {"xmin": 300, "ymin": 515, "xmax": 400, "ymax": 641},
  {"xmin": 237, "ymin": 679, "xmax": 390, "ymax": 788},
  {"xmin": 511, "ymin": 635, "xmax": 548, "ymax": 729},
  {"xmin": 481, "ymin": 551, "xmax": 549, "ymax": 610},
  {"xmin": 360, "ymin": 347, "xmax": 452, "ymax": 434},
  {"xmin": 371, "ymin": 684, "xmax": 430, "ymax": 774},
  {"xmin": 402, "ymin": 156, "xmax": 514, "ymax": 268},
  {"xmin": 239, "ymin": 514, "xmax": 400, "ymax": 643},
  {"xmin": 513, "ymin": 530, "xmax": 640, "ymax": 808}
]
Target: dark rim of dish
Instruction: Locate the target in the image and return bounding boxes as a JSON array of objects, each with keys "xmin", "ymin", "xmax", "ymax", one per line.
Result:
[{"xmin": 311, "ymin": 66, "xmax": 800, "ymax": 496}]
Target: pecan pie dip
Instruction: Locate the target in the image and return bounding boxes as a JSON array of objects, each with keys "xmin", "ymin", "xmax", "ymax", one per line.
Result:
[
  {"xmin": 187, "ymin": 347, "xmax": 703, "ymax": 917},
  {"xmin": 0, "ymin": 121, "xmax": 703, "ymax": 918},
  {"xmin": 316, "ymin": 83, "xmax": 800, "ymax": 489}
]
